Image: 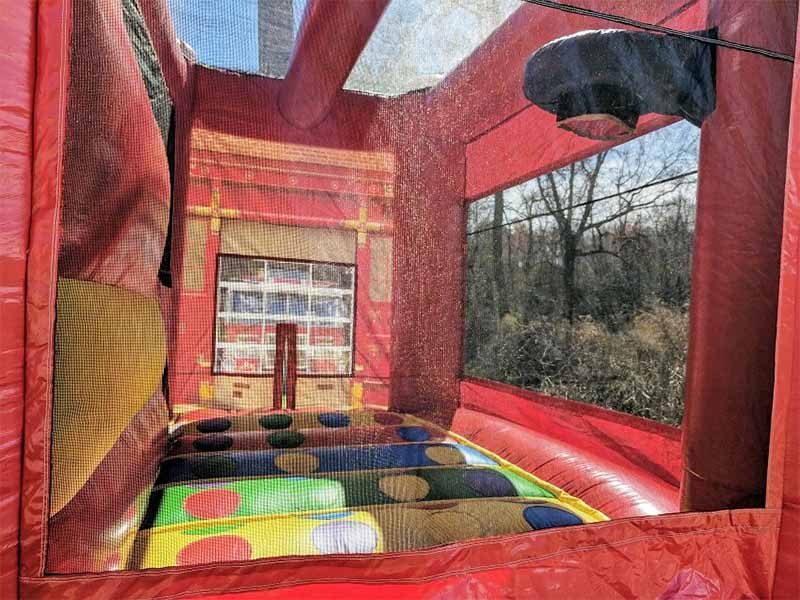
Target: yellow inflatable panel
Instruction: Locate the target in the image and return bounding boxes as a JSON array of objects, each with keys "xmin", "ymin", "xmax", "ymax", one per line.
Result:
[
  {"xmin": 132, "ymin": 510, "xmax": 383, "ymax": 568},
  {"xmin": 50, "ymin": 278, "xmax": 166, "ymax": 515}
]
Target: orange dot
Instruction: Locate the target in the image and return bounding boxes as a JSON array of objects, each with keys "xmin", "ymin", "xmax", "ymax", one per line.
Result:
[{"xmin": 379, "ymin": 475, "xmax": 430, "ymax": 502}]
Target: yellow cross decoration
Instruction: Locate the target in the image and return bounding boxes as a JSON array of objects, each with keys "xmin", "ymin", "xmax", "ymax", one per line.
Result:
[
  {"xmin": 351, "ymin": 382, "xmax": 364, "ymax": 409},
  {"xmin": 343, "ymin": 206, "xmax": 383, "ymax": 245},
  {"xmin": 188, "ymin": 188, "xmax": 240, "ymax": 233},
  {"xmin": 199, "ymin": 380, "xmax": 214, "ymax": 402}
]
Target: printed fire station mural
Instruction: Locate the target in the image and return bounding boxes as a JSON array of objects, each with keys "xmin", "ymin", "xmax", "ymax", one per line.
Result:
[{"xmin": 175, "ymin": 130, "xmax": 395, "ymax": 411}]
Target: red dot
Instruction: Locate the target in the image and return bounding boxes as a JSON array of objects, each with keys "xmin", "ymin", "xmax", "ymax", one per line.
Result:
[
  {"xmin": 176, "ymin": 535, "xmax": 252, "ymax": 566},
  {"xmin": 183, "ymin": 489, "xmax": 242, "ymax": 519}
]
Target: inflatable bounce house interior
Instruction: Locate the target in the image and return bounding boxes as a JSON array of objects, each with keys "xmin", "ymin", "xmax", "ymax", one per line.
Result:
[{"xmin": 2, "ymin": 0, "xmax": 800, "ymax": 598}]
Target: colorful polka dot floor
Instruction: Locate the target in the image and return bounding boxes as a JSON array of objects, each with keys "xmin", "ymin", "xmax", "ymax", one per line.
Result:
[{"xmin": 129, "ymin": 409, "xmax": 607, "ymax": 568}]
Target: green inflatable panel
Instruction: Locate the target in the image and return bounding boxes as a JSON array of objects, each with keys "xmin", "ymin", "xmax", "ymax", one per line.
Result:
[{"xmin": 145, "ymin": 466, "xmax": 555, "ymax": 529}]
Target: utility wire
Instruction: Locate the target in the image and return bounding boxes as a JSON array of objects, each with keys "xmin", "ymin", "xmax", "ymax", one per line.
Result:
[
  {"xmin": 467, "ymin": 170, "xmax": 698, "ymax": 236},
  {"xmin": 520, "ymin": 0, "xmax": 795, "ymax": 63}
]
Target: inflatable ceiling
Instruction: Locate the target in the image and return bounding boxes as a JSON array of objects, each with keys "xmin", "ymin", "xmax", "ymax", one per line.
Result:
[{"xmin": 1, "ymin": 1, "xmax": 799, "ymax": 598}]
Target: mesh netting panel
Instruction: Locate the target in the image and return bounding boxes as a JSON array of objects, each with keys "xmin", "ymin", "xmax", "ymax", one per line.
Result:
[
  {"xmin": 48, "ymin": 0, "xmax": 172, "ymax": 572},
  {"xmin": 45, "ymin": 0, "xmax": 795, "ymax": 579}
]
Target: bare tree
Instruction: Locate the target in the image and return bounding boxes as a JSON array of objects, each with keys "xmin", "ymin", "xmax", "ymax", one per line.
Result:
[
  {"xmin": 492, "ymin": 190, "xmax": 508, "ymax": 319},
  {"xmin": 525, "ymin": 126, "xmax": 698, "ymax": 322},
  {"xmin": 534, "ymin": 155, "xmax": 606, "ymax": 322}
]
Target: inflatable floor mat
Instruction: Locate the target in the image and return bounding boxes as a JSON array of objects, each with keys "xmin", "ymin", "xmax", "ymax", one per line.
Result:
[{"xmin": 130, "ymin": 409, "xmax": 607, "ymax": 568}]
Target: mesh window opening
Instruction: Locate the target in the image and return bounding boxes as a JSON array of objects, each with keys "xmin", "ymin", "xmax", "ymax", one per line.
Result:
[{"xmin": 465, "ymin": 121, "xmax": 700, "ymax": 427}]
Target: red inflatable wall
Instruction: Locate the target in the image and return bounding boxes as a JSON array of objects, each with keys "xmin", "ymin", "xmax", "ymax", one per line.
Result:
[
  {"xmin": 14, "ymin": 0, "xmax": 73, "ymax": 587},
  {"xmin": 681, "ymin": 0, "xmax": 798, "ymax": 512},
  {"xmin": 457, "ymin": 379, "xmax": 682, "ymax": 518},
  {"xmin": 768, "ymin": 11, "xmax": 800, "ymax": 596}
]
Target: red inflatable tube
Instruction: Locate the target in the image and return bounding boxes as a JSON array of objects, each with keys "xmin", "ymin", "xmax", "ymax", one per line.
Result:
[
  {"xmin": 0, "ymin": 3, "xmax": 37, "ymax": 598},
  {"xmin": 456, "ymin": 379, "xmax": 681, "ymax": 518}
]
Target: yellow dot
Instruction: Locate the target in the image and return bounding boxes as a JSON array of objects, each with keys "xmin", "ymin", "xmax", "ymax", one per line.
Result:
[
  {"xmin": 274, "ymin": 452, "xmax": 320, "ymax": 474},
  {"xmin": 425, "ymin": 446, "xmax": 465, "ymax": 465},
  {"xmin": 426, "ymin": 509, "xmax": 484, "ymax": 545},
  {"xmin": 379, "ymin": 475, "xmax": 431, "ymax": 502}
]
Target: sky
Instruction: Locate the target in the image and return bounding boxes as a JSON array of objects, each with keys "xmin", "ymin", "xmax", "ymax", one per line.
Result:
[
  {"xmin": 346, "ymin": 0, "xmax": 520, "ymax": 94},
  {"xmin": 167, "ymin": 0, "xmax": 520, "ymax": 94},
  {"xmin": 469, "ymin": 120, "xmax": 701, "ymax": 233},
  {"xmin": 168, "ymin": 0, "xmax": 262, "ymax": 72}
]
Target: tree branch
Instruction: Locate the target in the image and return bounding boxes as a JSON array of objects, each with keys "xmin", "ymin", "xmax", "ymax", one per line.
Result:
[{"xmin": 576, "ymin": 248, "xmax": 623, "ymax": 260}]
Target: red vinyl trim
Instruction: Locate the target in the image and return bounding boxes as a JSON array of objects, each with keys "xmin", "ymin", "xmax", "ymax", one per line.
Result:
[
  {"xmin": 20, "ymin": 0, "xmax": 72, "ymax": 579},
  {"xmin": 0, "ymin": 2, "xmax": 37, "ymax": 596}
]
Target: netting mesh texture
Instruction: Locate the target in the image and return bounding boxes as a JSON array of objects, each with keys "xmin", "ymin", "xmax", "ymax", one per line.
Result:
[
  {"xmin": 48, "ymin": 0, "xmax": 608, "ymax": 573},
  {"xmin": 46, "ymin": 0, "xmax": 794, "ymax": 576}
]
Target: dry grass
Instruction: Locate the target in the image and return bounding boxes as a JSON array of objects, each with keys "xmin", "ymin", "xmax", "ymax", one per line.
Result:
[{"xmin": 468, "ymin": 303, "xmax": 688, "ymax": 426}]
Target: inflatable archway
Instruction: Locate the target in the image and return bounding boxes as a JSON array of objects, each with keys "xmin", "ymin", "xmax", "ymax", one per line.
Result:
[{"xmin": 1, "ymin": 1, "xmax": 798, "ymax": 598}]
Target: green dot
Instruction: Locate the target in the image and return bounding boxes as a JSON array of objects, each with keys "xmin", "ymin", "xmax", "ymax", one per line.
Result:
[
  {"xmin": 268, "ymin": 430, "xmax": 305, "ymax": 449},
  {"xmin": 259, "ymin": 414, "xmax": 293, "ymax": 430}
]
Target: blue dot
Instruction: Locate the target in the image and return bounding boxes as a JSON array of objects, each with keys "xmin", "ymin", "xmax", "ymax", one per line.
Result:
[
  {"xmin": 396, "ymin": 426, "xmax": 431, "ymax": 442},
  {"xmin": 523, "ymin": 505, "xmax": 583, "ymax": 530},
  {"xmin": 319, "ymin": 412, "xmax": 350, "ymax": 428}
]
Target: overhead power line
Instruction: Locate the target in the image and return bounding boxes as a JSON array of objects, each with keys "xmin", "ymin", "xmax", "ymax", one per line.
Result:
[
  {"xmin": 467, "ymin": 170, "xmax": 698, "ymax": 236},
  {"xmin": 520, "ymin": 0, "xmax": 794, "ymax": 63}
]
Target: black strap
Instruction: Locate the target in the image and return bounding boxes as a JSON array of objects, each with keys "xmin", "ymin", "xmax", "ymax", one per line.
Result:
[{"xmin": 158, "ymin": 110, "xmax": 176, "ymax": 288}]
